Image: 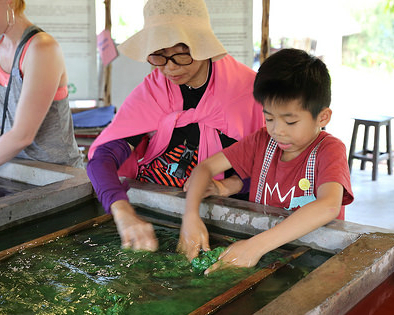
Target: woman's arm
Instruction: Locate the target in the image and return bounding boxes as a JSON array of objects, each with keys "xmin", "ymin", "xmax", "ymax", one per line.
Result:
[
  {"xmin": 206, "ymin": 181, "xmax": 343, "ymax": 274},
  {"xmin": 87, "ymin": 139, "xmax": 158, "ymax": 251},
  {"xmin": 87, "ymin": 140, "xmax": 132, "ymax": 211},
  {"xmin": 0, "ymin": 32, "xmax": 65, "ymax": 165}
]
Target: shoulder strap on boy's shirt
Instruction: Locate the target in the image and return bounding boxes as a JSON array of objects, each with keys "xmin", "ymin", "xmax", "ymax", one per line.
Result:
[
  {"xmin": 304, "ymin": 138, "xmax": 325, "ymax": 196},
  {"xmin": 1, "ymin": 27, "xmax": 42, "ymax": 135},
  {"xmin": 255, "ymin": 137, "xmax": 277, "ymax": 203}
]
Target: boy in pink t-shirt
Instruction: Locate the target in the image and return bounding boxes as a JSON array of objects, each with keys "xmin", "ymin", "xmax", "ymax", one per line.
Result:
[{"xmin": 178, "ymin": 48, "xmax": 354, "ymax": 273}]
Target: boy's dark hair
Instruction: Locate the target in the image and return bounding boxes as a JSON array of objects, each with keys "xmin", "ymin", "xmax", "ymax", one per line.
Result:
[{"xmin": 253, "ymin": 48, "xmax": 331, "ymax": 119}]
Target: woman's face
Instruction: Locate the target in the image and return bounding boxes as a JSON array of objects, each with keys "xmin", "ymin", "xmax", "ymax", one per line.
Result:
[{"xmin": 152, "ymin": 44, "xmax": 209, "ymax": 88}]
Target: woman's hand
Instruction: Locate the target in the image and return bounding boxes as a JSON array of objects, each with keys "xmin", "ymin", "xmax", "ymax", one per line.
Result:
[
  {"xmin": 111, "ymin": 200, "xmax": 158, "ymax": 251},
  {"xmin": 177, "ymin": 212, "xmax": 210, "ymax": 261},
  {"xmin": 205, "ymin": 238, "xmax": 262, "ymax": 275}
]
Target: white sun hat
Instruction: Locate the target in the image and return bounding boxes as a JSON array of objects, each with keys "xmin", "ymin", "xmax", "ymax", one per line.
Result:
[{"xmin": 117, "ymin": 0, "xmax": 227, "ymax": 62}]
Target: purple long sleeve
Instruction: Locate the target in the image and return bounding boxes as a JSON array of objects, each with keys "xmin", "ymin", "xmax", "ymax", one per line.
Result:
[
  {"xmin": 239, "ymin": 177, "xmax": 251, "ymax": 194},
  {"xmin": 86, "ymin": 139, "xmax": 132, "ymax": 213}
]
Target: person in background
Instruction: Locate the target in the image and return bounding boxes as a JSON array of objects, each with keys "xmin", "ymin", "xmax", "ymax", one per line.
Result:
[
  {"xmin": 0, "ymin": 0, "xmax": 83, "ymax": 168},
  {"xmin": 178, "ymin": 48, "xmax": 354, "ymax": 274},
  {"xmin": 87, "ymin": 0, "xmax": 264, "ymax": 252}
]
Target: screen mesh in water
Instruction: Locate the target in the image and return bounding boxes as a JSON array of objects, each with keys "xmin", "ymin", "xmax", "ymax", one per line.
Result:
[{"xmin": 0, "ymin": 221, "xmax": 330, "ymax": 314}]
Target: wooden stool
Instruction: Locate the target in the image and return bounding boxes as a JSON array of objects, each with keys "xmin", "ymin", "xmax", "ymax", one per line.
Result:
[{"xmin": 348, "ymin": 116, "xmax": 393, "ymax": 181}]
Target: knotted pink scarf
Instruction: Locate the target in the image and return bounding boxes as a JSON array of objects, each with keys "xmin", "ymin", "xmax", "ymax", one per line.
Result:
[{"xmin": 89, "ymin": 55, "xmax": 264, "ymax": 179}]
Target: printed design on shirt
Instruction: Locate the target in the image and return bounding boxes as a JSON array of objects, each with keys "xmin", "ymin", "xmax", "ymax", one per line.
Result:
[
  {"xmin": 264, "ymin": 182, "xmax": 295, "ymax": 205},
  {"xmin": 137, "ymin": 144, "xmax": 198, "ymax": 187},
  {"xmin": 256, "ymin": 136, "xmax": 325, "ymax": 210},
  {"xmin": 283, "ymin": 178, "xmax": 316, "ymax": 209},
  {"xmin": 285, "ymin": 195, "xmax": 317, "ymax": 210},
  {"xmin": 298, "ymin": 178, "xmax": 311, "ymax": 191}
]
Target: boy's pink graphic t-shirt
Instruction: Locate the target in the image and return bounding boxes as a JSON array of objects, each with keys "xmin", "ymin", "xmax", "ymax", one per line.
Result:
[{"xmin": 223, "ymin": 128, "xmax": 354, "ymax": 220}]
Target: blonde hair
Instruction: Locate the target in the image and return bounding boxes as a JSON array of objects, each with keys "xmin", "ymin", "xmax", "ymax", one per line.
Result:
[{"xmin": 11, "ymin": 0, "xmax": 26, "ymax": 15}]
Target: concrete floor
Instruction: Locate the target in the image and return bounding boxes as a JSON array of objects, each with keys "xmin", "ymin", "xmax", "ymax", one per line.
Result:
[{"xmin": 345, "ymin": 160, "xmax": 394, "ymax": 231}]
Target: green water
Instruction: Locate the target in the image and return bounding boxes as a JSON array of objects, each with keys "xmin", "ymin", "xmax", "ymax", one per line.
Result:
[
  {"xmin": 0, "ymin": 221, "xmax": 331, "ymax": 315},
  {"xmin": 0, "ymin": 223, "xmax": 259, "ymax": 315},
  {"xmin": 215, "ymin": 248, "xmax": 332, "ymax": 314}
]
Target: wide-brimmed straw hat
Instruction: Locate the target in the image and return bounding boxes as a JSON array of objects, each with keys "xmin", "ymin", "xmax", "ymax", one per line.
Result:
[{"xmin": 117, "ymin": 0, "xmax": 227, "ymax": 62}]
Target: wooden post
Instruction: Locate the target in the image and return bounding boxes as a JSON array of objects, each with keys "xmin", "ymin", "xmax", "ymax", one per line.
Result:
[
  {"xmin": 260, "ymin": 0, "xmax": 270, "ymax": 64},
  {"xmin": 103, "ymin": 0, "xmax": 112, "ymax": 106}
]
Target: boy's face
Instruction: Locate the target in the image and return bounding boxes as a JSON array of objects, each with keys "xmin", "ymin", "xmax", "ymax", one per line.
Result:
[{"xmin": 263, "ymin": 99, "xmax": 330, "ymax": 161}]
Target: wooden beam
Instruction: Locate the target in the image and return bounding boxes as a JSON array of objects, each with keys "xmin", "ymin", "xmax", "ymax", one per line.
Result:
[
  {"xmin": 103, "ymin": 0, "xmax": 112, "ymax": 106},
  {"xmin": 0, "ymin": 215, "xmax": 113, "ymax": 262},
  {"xmin": 260, "ymin": 0, "xmax": 270, "ymax": 64}
]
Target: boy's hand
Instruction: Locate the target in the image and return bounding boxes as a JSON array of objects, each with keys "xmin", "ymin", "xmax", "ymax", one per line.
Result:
[
  {"xmin": 177, "ymin": 212, "xmax": 210, "ymax": 261},
  {"xmin": 111, "ymin": 200, "xmax": 158, "ymax": 251},
  {"xmin": 204, "ymin": 238, "xmax": 262, "ymax": 275}
]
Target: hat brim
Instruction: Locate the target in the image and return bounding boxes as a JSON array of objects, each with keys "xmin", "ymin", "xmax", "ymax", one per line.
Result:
[{"xmin": 118, "ymin": 23, "xmax": 227, "ymax": 62}]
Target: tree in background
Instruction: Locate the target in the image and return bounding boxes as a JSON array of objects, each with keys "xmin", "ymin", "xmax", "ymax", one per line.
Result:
[
  {"xmin": 342, "ymin": 0, "xmax": 394, "ymax": 72},
  {"xmin": 386, "ymin": 0, "xmax": 394, "ymax": 12}
]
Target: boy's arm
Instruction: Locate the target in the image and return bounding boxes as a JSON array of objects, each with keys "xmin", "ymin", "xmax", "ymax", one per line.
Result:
[
  {"xmin": 206, "ymin": 181, "xmax": 343, "ymax": 273},
  {"xmin": 177, "ymin": 152, "xmax": 233, "ymax": 261},
  {"xmin": 183, "ymin": 174, "xmax": 244, "ymax": 198}
]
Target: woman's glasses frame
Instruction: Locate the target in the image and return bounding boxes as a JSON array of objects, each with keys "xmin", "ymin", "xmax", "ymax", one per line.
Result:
[{"xmin": 147, "ymin": 53, "xmax": 194, "ymax": 66}]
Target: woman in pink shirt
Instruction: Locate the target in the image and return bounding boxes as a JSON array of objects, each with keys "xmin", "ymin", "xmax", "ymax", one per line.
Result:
[{"xmin": 87, "ymin": 0, "xmax": 264, "ymax": 252}]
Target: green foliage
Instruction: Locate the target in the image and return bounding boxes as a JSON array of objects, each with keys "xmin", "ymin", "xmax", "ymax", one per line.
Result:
[
  {"xmin": 191, "ymin": 247, "xmax": 226, "ymax": 273},
  {"xmin": 385, "ymin": 0, "xmax": 394, "ymax": 12},
  {"xmin": 342, "ymin": 0, "xmax": 394, "ymax": 72}
]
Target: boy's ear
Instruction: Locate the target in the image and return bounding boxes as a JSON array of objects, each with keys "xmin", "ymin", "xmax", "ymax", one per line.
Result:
[{"xmin": 318, "ymin": 107, "xmax": 332, "ymax": 128}]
